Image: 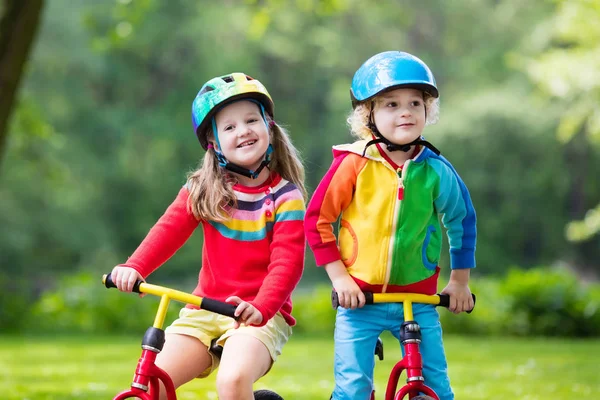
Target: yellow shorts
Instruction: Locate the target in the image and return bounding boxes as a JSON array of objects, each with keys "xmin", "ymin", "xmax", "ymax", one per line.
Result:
[{"xmin": 165, "ymin": 307, "xmax": 292, "ymax": 378}]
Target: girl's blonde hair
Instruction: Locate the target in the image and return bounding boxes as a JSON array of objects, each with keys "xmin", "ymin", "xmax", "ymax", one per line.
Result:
[
  {"xmin": 186, "ymin": 116, "xmax": 306, "ymax": 222},
  {"xmin": 347, "ymin": 91, "xmax": 439, "ymax": 140}
]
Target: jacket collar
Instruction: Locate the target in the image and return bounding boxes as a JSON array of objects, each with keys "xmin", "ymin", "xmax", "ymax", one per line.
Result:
[{"xmin": 333, "ymin": 139, "xmax": 432, "ymax": 166}]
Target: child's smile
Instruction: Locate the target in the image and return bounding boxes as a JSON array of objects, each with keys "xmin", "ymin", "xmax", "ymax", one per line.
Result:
[{"xmin": 237, "ymin": 139, "xmax": 257, "ymax": 148}]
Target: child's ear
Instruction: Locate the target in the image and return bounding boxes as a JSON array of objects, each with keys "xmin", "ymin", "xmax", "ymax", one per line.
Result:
[
  {"xmin": 208, "ymin": 139, "xmax": 219, "ymax": 151},
  {"xmin": 268, "ymin": 120, "xmax": 275, "ymax": 140}
]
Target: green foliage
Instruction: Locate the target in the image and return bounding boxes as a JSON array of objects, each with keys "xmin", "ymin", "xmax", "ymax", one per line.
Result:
[
  {"xmin": 522, "ymin": 0, "xmax": 600, "ymax": 240},
  {"xmin": 568, "ymin": 203, "xmax": 600, "ymax": 242},
  {"xmin": 437, "ymin": 277, "xmax": 510, "ymax": 336},
  {"xmin": 0, "ymin": 275, "xmax": 30, "ymax": 333},
  {"xmin": 499, "ymin": 267, "xmax": 600, "ymax": 337},
  {"xmin": 2, "ymin": 0, "xmax": 600, "ymax": 320},
  {"xmin": 26, "ymin": 271, "xmax": 179, "ymax": 334},
  {"xmin": 290, "ymin": 286, "xmax": 336, "ymax": 336}
]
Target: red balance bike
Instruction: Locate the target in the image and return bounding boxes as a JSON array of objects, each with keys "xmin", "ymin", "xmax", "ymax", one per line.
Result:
[
  {"xmin": 103, "ymin": 273, "xmax": 283, "ymax": 400},
  {"xmin": 332, "ymin": 291, "xmax": 476, "ymax": 400}
]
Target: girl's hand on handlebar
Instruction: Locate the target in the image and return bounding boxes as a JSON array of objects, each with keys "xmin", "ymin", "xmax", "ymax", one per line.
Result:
[
  {"xmin": 110, "ymin": 266, "xmax": 145, "ymax": 297},
  {"xmin": 440, "ymin": 281, "xmax": 473, "ymax": 314},
  {"xmin": 226, "ymin": 296, "xmax": 263, "ymax": 328}
]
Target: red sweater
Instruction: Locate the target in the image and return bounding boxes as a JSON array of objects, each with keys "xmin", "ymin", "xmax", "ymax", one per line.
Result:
[{"xmin": 120, "ymin": 173, "xmax": 306, "ymax": 327}]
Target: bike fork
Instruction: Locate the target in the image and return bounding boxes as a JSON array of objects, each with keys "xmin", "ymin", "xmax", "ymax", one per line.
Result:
[
  {"xmin": 113, "ymin": 326, "xmax": 177, "ymax": 400},
  {"xmin": 385, "ymin": 320, "xmax": 439, "ymax": 400}
]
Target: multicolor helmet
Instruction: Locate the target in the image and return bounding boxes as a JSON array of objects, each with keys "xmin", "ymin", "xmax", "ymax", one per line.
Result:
[
  {"xmin": 350, "ymin": 51, "xmax": 438, "ymax": 108},
  {"xmin": 192, "ymin": 73, "xmax": 274, "ymax": 149}
]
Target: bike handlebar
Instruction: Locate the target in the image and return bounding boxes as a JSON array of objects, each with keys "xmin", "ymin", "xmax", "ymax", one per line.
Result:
[
  {"xmin": 331, "ymin": 291, "xmax": 476, "ymax": 314},
  {"xmin": 103, "ymin": 273, "xmax": 238, "ymax": 319}
]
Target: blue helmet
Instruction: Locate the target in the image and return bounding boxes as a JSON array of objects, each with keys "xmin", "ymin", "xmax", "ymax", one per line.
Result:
[{"xmin": 350, "ymin": 51, "xmax": 438, "ymax": 108}]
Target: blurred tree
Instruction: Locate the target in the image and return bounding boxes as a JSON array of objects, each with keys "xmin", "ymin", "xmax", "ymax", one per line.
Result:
[
  {"xmin": 2, "ymin": 0, "xmax": 599, "ymax": 314},
  {"xmin": 0, "ymin": 0, "xmax": 44, "ymax": 167},
  {"xmin": 520, "ymin": 0, "xmax": 600, "ymax": 270}
]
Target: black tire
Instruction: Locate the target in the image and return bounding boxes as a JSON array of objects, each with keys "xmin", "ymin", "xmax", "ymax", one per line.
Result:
[{"xmin": 253, "ymin": 389, "xmax": 284, "ymax": 399}]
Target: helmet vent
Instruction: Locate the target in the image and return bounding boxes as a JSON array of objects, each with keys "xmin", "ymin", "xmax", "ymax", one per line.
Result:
[
  {"xmin": 222, "ymin": 75, "xmax": 234, "ymax": 83},
  {"xmin": 198, "ymin": 86, "xmax": 215, "ymax": 95}
]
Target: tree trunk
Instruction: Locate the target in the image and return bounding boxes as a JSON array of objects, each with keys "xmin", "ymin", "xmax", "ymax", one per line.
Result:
[{"xmin": 0, "ymin": 0, "xmax": 45, "ymax": 168}]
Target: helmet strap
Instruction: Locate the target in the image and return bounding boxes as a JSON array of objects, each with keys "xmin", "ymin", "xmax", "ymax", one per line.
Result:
[
  {"xmin": 362, "ymin": 101, "xmax": 440, "ymax": 157},
  {"xmin": 214, "ymin": 144, "xmax": 273, "ymax": 179}
]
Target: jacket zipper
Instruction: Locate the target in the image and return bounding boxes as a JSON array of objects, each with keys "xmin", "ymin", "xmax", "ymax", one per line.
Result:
[
  {"xmin": 382, "ymin": 160, "xmax": 411, "ymax": 292},
  {"xmin": 381, "ymin": 160, "xmax": 411, "ymax": 293}
]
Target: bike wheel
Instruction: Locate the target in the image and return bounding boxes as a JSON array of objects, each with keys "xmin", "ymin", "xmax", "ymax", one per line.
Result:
[{"xmin": 254, "ymin": 389, "xmax": 284, "ymax": 399}]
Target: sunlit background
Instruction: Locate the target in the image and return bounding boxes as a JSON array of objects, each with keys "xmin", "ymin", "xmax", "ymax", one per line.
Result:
[{"xmin": 1, "ymin": 0, "xmax": 599, "ymax": 399}]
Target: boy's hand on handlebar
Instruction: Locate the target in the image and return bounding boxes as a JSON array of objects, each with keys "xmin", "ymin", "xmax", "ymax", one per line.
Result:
[
  {"xmin": 324, "ymin": 260, "xmax": 366, "ymax": 309},
  {"xmin": 110, "ymin": 266, "xmax": 146, "ymax": 297},
  {"xmin": 226, "ymin": 296, "xmax": 263, "ymax": 328},
  {"xmin": 333, "ymin": 277, "xmax": 366, "ymax": 309},
  {"xmin": 440, "ymin": 281, "xmax": 473, "ymax": 314},
  {"xmin": 331, "ymin": 275, "xmax": 366, "ymax": 309}
]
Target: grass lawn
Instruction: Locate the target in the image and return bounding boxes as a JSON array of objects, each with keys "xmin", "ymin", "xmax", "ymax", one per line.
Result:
[{"xmin": 1, "ymin": 333, "xmax": 598, "ymax": 399}]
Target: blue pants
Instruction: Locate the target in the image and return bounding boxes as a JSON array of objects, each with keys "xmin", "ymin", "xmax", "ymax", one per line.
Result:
[{"xmin": 331, "ymin": 303, "xmax": 454, "ymax": 400}]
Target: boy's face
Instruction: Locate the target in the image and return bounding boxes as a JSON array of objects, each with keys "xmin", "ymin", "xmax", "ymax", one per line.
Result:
[
  {"xmin": 373, "ymin": 88, "xmax": 426, "ymax": 145},
  {"xmin": 213, "ymin": 100, "xmax": 270, "ymax": 170}
]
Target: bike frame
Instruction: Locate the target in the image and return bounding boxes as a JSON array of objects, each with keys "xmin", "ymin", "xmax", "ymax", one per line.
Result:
[
  {"xmin": 102, "ymin": 273, "xmax": 237, "ymax": 400},
  {"xmin": 333, "ymin": 291, "xmax": 474, "ymax": 400},
  {"xmin": 371, "ymin": 293, "xmax": 442, "ymax": 400}
]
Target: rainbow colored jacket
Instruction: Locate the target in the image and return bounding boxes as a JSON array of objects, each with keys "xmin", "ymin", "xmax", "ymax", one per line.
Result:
[{"xmin": 305, "ymin": 140, "xmax": 476, "ymax": 294}]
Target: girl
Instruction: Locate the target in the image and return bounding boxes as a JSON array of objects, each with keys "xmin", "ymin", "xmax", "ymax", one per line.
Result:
[
  {"xmin": 305, "ymin": 51, "xmax": 477, "ymax": 400},
  {"xmin": 110, "ymin": 73, "xmax": 306, "ymax": 400}
]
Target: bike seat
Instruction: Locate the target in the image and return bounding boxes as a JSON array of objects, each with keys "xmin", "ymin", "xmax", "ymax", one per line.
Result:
[
  {"xmin": 210, "ymin": 338, "xmax": 224, "ymax": 359},
  {"xmin": 375, "ymin": 337, "xmax": 384, "ymax": 360}
]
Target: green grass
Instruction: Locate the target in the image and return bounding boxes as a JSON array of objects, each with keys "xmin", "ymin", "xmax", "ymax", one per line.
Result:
[{"xmin": 1, "ymin": 333, "xmax": 599, "ymax": 399}]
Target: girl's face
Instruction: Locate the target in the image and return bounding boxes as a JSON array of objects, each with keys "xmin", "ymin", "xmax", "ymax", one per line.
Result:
[
  {"xmin": 372, "ymin": 88, "xmax": 426, "ymax": 145},
  {"xmin": 213, "ymin": 100, "xmax": 270, "ymax": 170}
]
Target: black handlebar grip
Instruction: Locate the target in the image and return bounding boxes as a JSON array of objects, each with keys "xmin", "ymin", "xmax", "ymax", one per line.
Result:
[
  {"xmin": 437, "ymin": 293, "xmax": 450, "ymax": 308},
  {"xmin": 201, "ymin": 297, "xmax": 238, "ymax": 319},
  {"xmin": 331, "ymin": 290, "xmax": 374, "ymax": 309},
  {"xmin": 104, "ymin": 273, "xmax": 143, "ymax": 294},
  {"xmin": 331, "ymin": 290, "xmax": 339, "ymax": 309},
  {"xmin": 468, "ymin": 293, "xmax": 476, "ymax": 314},
  {"xmin": 437, "ymin": 293, "xmax": 476, "ymax": 313}
]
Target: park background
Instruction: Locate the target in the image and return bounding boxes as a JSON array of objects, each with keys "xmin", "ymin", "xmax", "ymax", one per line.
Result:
[{"xmin": 1, "ymin": 0, "xmax": 599, "ymax": 399}]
